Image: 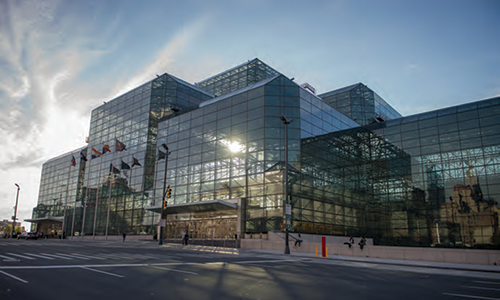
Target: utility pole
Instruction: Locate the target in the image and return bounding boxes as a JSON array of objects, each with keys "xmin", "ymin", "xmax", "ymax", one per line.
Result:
[
  {"xmin": 280, "ymin": 116, "xmax": 292, "ymax": 255},
  {"xmin": 159, "ymin": 143, "xmax": 170, "ymax": 245},
  {"xmin": 13, "ymin": 183, "xmax": 20, "ymax": 237}
]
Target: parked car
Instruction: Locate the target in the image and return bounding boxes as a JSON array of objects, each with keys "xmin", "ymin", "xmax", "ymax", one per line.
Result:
[
  {"xmin": 17, "ymin": 232, "xmax": 27, "ymax": 239},
  {"xmin": 25, "ymin": 232, "xmax": 38, "ymax": 240}
]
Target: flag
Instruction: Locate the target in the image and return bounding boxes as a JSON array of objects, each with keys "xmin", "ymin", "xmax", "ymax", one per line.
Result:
[
  {"xmin": 121, "ymin": 160, "xmax": 131, "ymax": 170},
  {"xmin": 132, "ymin": 156, "xmax": 142, "ymax": 167},
  {"xmin": 80, "ymin": 151, "xmax": 87, "ymax": 162},
  {"xmin": 110, "ymin": 163, "xmax": 121, "ymax": 174},
  {"xmin": 115, "ymin": 139, "xmax": 127, "ymax": 152},
  {"xmin": 91, "ymin": 147, "xmax": 102, "ymax": 159},
  {"xmin": 158, "ymin": 149, "xmax": 166, "ymax": 161},
  {"xmin": 71, "ymin": 155, "xmax": 76, "ymax": 166},
  {"xmin": 102, "ymin": 144, "xmax": 111, "ymax": 154}
]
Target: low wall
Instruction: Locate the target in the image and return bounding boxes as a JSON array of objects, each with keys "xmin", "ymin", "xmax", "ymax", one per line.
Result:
[
  {"xmin": 240, "ymin": 233, "xmax": 500, "ymax": 266},
  {"xmin": 74, "ymin": 234, "xmax": 155, "ymax": 241}
]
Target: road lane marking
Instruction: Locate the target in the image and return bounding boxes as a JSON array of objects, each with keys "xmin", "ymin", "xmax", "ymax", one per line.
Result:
[
  {"xmin": 23, "ymin": 253, "xmax": 55, "ymax": 260},
  {"xmin": 0, "ymin": 254, "xmax": 19, "ymax": 261},
  {"xmin": 443, "ymin": 293, "xmax": 500, "ymax": 300},
  {"xmin": 39, "ymin": 253, "xmax": 73, "ymax": 260},
  {"xmin": 69, "ymin": 253, "xmax": 105, "ymax": 260},
  {"xmin": 234, "ymin": 259, "xmax": 300, "ymax": 264},
  {"xmin": 6, "ymin": 253, "xmax": 35, "ymax": 260},
  {"xmin": 474, "ymin": 281, "xmax": 500, "ymax": 285},
  {"xmin": 99, "ymin": 253, "xmax": 138, "ymax": 260},
  {"xmin": 149, "ymin": 265, "xmax": 198, "ymax": 275},
  {"xmin": 0, "ymin": 270, "xmax": 28, "ymax": 283},
  {"xmin": 79, "ymin": 266, "xmax": 125, "ymax": 278},
  {"xmin": 0, "ymin": 259, "xmax": 304, "ymax": 271},
  {"xmin": 55, "ymin": 253, "xmax": 88, "ymax": 260},
  {"xmin": 466, "ymin": 286, "xmax": 500, "ymax": 292}
]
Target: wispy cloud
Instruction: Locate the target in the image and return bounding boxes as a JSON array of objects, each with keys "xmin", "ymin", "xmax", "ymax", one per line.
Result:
[
  {"xmin": 113, "ymin": 14, "xmax": 213, "ymax": 97},
  {"xmin": 0, "ymin": 1, "xmax": 212, "ymax": 226}
]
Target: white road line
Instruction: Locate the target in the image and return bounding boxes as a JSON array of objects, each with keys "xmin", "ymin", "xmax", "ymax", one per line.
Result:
[
  {"xmin": 0, "ymin": 270, "xmax": 29, "ymax": 283},
  {"xmin": 474, "ymin": 281, "xmax": 500, "ymax": 285},
  {"xmin": 55, "ymin": 253, "xmax": 89, "ymax": 260},
  {"xmin": 79, "ymin": 267, "xmax": 125, "ymax": 278},
  {"xmin": 443, "ymin": 293, "xmax": 500, "ymax": 300},
  {"xmin": 149, "ymin": 265, "xmax": 198, "ymax": 275},
  {"xmin": 466, "ymin": 286, "xmax": 500, "ymax": 292},
  {"xmin": 6, "ymin": 253, "xmax": 35, "ymax": 260},
  {"xmin": 39, "ymin": 253, "xmax": 73, "ymax": 260},
  {"xmin": 0, "ymin": 254, "xmax": 19, "ymax": 261},
  {"xmin": 71, "ymin": 253, "xmax": 105, "ymax": 259},
  {"xmin": 23, "ymin": 253, "xmax": 55, "ymax": 260},
  {"xmin": 234, "ymin": 259, "xmax": 300, "ymax": 264},
  {"xmin": 69, "ymin": 253, "xmax": 105, "ymax": 260},
  {"xmin": 92, "ymin": 254, "xmax": 123, "ymax": 259},
  {"xmin": 99, "ymin": 253, "xmax": 135, "ymax": 260}
]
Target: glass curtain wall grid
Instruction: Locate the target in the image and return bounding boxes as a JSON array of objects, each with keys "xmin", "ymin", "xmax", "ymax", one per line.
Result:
[
  {"xmin": 32, "ymin": 58, "xmax": 500, "ymax": 249},
  {"xmin": 32, "ymin": 148, "xmax": 87, "ymax": 235},
  {"xmin": 195, "ymin": 58, "xmax": 281, "ymax": 97},
  {"xmin": 319, "ymin": 83, "xmax": 402, "ymax": 125},
  {"xmin": 365, "ymin": 97, "xmax": 500, "ymax": 247}
]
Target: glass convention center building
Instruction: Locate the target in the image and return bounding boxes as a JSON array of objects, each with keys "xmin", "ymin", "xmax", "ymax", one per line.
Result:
[{"xmin": 29, "ymin": 59, "xmax": 500, "ymax": 248}]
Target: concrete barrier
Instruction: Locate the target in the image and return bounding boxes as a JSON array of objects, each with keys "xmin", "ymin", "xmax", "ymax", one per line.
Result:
[{"xmin": 240, "ymin": 232, "xmax": 500, "ymax": 266}]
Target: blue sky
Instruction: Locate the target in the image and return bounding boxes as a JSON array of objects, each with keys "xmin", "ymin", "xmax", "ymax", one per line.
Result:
[{"xmin": 0, "ymin": 0, "xmax": 499, "ymax": 228}]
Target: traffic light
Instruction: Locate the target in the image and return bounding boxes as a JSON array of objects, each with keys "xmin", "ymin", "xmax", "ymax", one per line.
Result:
[
  {"xmin": 163, "ymin": 199, "xmax": 168, "ymax": 210},
  {"xmin": 167, "ymin": 188, "xmax": 172, "ymax": 198}
]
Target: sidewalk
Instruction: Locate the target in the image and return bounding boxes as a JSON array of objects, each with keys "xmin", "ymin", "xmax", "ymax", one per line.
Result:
[{"xmin": 164, "ymin": 243, "xmax": 500, "ymax": 274}]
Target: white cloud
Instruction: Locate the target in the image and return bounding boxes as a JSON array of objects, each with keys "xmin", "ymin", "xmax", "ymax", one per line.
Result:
[{"xmin": 0, "ymin": 1, "xmax": 213, "ymax": 229}]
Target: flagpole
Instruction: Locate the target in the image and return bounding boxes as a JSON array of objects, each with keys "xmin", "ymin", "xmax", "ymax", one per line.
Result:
[
  {"xmin": 153, "ymin": 157, "xmax": 158, "ymax": 206},
  {"xmin": 92, "ymin": 155, "xmax": 104, "ymax": 239},
  {"xmin": 70, "ymin": 185, "xmax": 77, "ymax": 240},
  {"xmin": 105, "ymin": 163, "xmax": 113, "ymax": 239},
  {"xmin": 81, "ymin": 154, "xmax": 90, "ymax": 239},
  {"xmin": 61, "ymin": 162, "xmax": 72, "ymax": 239}
]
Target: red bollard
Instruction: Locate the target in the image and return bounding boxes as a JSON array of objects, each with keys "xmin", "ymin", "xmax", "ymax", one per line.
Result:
[{"xmin": 322, "ymin": 236, "xmax": 326, "ymax": 257}]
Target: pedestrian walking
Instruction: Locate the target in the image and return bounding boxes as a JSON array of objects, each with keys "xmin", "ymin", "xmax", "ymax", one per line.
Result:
[
  {"xmin": 184, "ymin": 233, "xmax": 189, "ymax": 245},
  {"xmin": 294, "ymin": 234, "xmax": 303, "ymax": 247},
  {"xmin": 359, "ymin": 236, "xmax": 366, "ymax": 250},
  {"xmin": 122, "ymin": 232, "xmax": 126, "ymax": 242},
  {"xmin": 344, "ymin": 236, "xmax": 354, "ymax": 248},
  {"xmin": 181, "ymin": 232, "xmax": 186, "ymax": 245}
]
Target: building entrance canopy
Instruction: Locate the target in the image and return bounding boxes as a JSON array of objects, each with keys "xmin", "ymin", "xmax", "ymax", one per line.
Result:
[
  {"xmin": 146, "ymin": 199, "xmax": 237, "ymax": 215},
  {"xmin": 24, "ymin": 217, "xmax": 63, "ymax": 223}
]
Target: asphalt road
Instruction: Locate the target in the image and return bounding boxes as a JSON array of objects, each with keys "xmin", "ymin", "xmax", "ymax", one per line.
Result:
[{"xmin": 1, "ymin": 239, "xmax": 499, "ymax": 300}]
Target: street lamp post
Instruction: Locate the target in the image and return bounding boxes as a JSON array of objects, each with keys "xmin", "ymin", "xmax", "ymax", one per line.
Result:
[
  {"xmin": 159, "ymin": 143, "xmax": 170, "ymax": 245},
  {"xmin": 13, "ymin": 183, "xmax": 20, "ymax": 236},
  {"xmin": 61, "ymin": 184, "xmax": 69, "ymax": 239},
  {"xmin": 280, "ymin": 116, "xmax": 292, "ymax": 255}
]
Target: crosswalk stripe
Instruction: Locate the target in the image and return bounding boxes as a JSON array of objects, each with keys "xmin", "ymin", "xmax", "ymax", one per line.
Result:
[
  {"xmin": 39, "ymin": 253, "xmax": 73, "ymax": 260},
  {"xmin": 98, "ymin": 254, "xmax": 135, "ymax": 260},
  {"xmin": 0, "ymin": 254, "xmax": 18, "ymax": 261},
  {"xmin": 23, "ymin": 253, "xmax": 55, "ymax": 260},
  {"xmin": 70, "ymin": 253, "xmax": 105, "ymax": 260},
  {"xmin": 6, "ymin": 253, "xmax": 35, "ymax": 260},
  {"xmin": 55, "ymin": 253, "xmax": 89, "ymax": 260}
]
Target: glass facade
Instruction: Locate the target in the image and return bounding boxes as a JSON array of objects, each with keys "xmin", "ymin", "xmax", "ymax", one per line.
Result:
[
  {"xmin": 319, "ymin": 83, "xmax": 402, "ymax": 125},
  {"xmin": 32, "ymin": 59, "xmax": 500, "ymax": 249}
]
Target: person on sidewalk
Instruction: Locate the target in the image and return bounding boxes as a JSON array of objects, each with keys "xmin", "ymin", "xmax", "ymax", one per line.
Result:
[
  {"xmin": 359, "ymin": 236, "xmax": 366, "ymax": 249},
  {"xmin": 344, "ymin": 236, "xmax": 354, "ymax": 248},
  {"xmin": 122, "ymin": 232, "xmax": 126, "ymax": 242},
  {"xmin": 181, "ymin": 232, "xmax": 186, "ymax": 245},
  {"xmin": 184, "ymin": 233, "xmax": 189, "ymax": 245},
  {"xmin": 294, "ymin": 234, "xmax": 303, "ymax": 247}
]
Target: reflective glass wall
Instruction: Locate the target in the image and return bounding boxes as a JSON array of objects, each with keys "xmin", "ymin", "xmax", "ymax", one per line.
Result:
[
  {"xmin": 32, "ymin": 148, "xmax": 86, "ymax": 235},
  {"xmin": 319, "ymin": 83, "xmax": 402, "ymax": 125},
  {"xmin": 367, "ymin": 98, "xmax": 500, "ymax": 247},
  {"xmin": 295, "ymin": 97, "xmax": 500, "ymax": 248}
]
